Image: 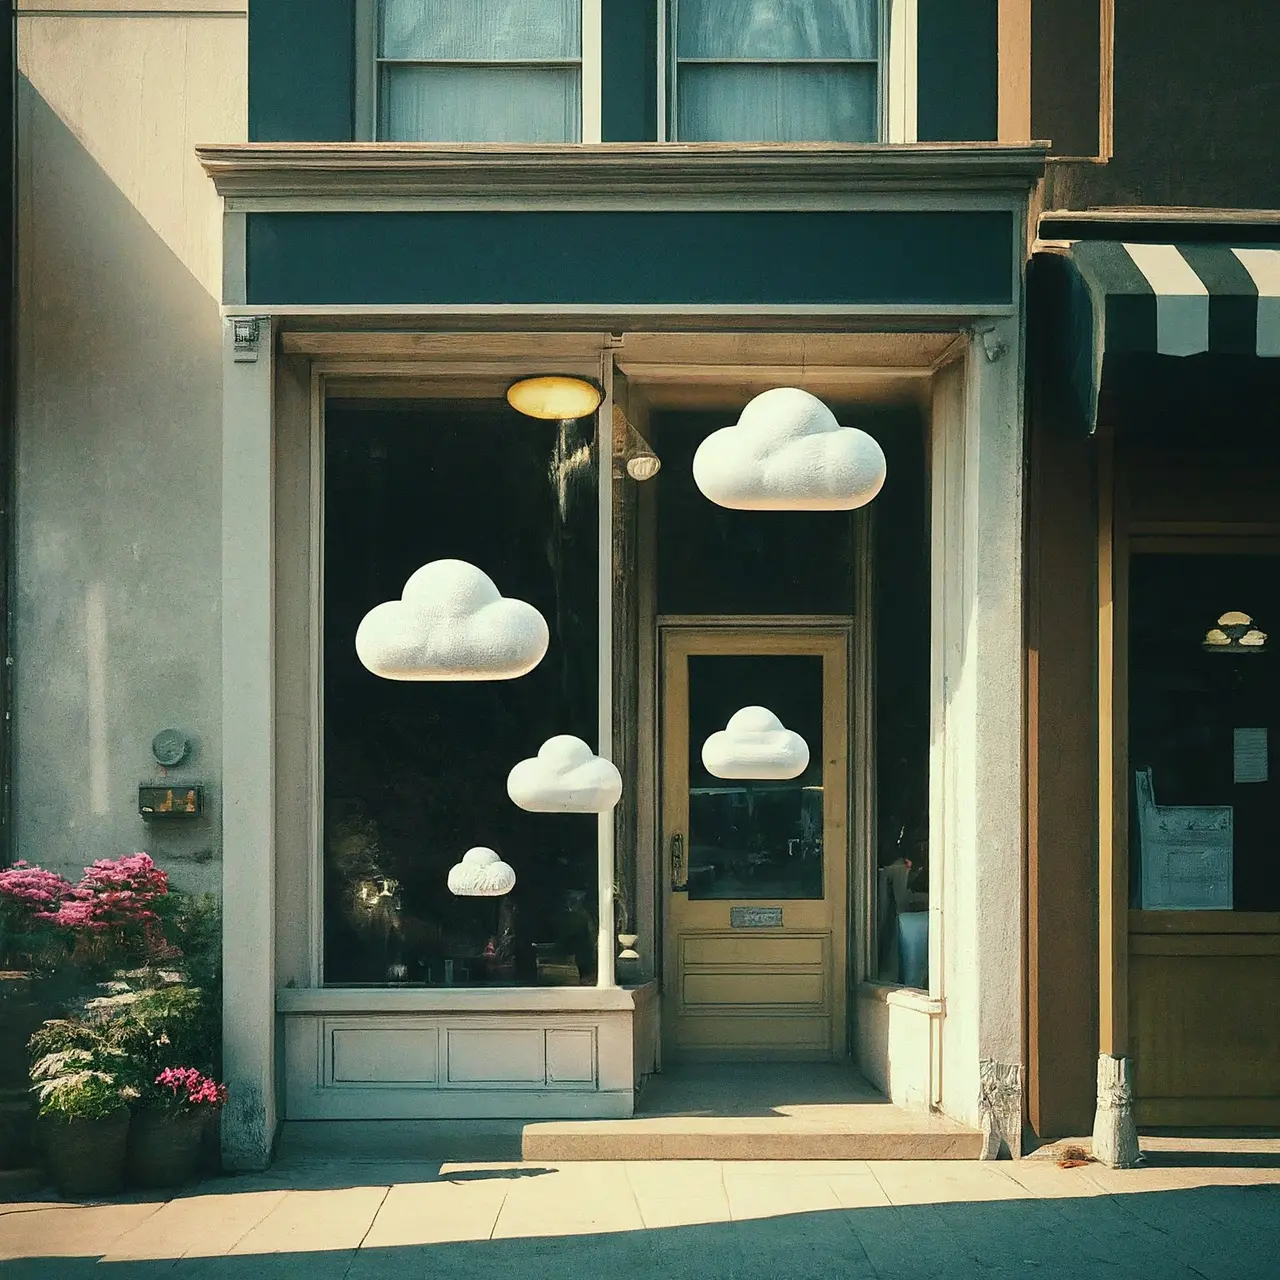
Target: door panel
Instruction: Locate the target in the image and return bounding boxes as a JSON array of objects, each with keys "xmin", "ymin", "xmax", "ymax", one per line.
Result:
[{"xmin": 661, "ymin": 628, "xmax": 849, "ymax": 1062}]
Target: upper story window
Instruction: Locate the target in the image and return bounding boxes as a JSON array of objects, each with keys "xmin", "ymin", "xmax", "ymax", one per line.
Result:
[
  {"xmin": 668, "ymin": 0, "xmax": 881, "ymax": 143},
  {"xmin": 377, "ymin": 0, "xmax": 583, "ymax": 142},
  {"xmin": 365, "ymin": 0, "xmax": 898, "ymax": 145}
]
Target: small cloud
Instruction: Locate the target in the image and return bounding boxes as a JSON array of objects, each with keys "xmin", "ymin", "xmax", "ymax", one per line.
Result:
[
  {"xmin": 692, "ymin": 387, "xmax": 887, "ymax": 511},
  {"xmin": 355, "ymin": 559, "xmax": 549, "ymax": 681},
  {"xmin": 701, "ymin": 707, "xmax": 810, "ymax": 780},
  {"xmin": 507, "ymin": 735, "xmax": 623, "ymax": 813},
  {"xmin": 446, "ymin": 848, "xmax": 516, "ymax": 897}
]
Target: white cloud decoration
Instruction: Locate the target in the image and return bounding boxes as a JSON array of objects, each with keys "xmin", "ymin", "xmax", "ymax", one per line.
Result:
[
  {"xmin": 692, "ymin": 387, "xmax": 887, "ymax": 511},
  {"xmin": 446, "ymin": 847, "xmax": 516, "ymax": 897},
  {"xmin": 701, "ymin": 707, "xmax": 810, "ymax": 780},
  {"xmin": 507, "ymin": 735, "xmax": 623, "ymax": 814},
  {"xmin": 355, "ymin": 559, "xmax": 549, "ymax": 681}
]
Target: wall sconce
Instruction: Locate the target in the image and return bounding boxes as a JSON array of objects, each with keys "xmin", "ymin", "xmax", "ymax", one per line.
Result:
[
  {"xmin": 612, "ymin": 405, "xmax": 661, "ymax": 482},
  {"xmin": 1203, "ymin": 610, "xmax": 1268, "ymax": 653},
  {"xmin": 507, "ymin": 375, "xmax": 603, "ymax": 421}
]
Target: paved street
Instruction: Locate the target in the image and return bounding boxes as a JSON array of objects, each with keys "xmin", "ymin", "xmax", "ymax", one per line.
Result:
[{"xmin": 2, "ymin": 1139, "xmax": 1278, "ymax": 1279}]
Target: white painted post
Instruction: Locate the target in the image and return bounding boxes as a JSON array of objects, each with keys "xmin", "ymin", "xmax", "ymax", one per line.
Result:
[
  {"xmin": 597, "ymin": 355, "xmax": 616, "ymax": 988},
  {"xmin": 932, "ymin": 318, "xmax": 1027, "ymax": 1156},
  {"xmin": 220, "ymin": 315, "xmax": 277, "ymax": 1170}
]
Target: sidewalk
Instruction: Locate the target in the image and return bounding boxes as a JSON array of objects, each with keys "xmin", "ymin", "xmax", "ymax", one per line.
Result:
[{"xmin": 2, "ymin": 1138, "xmax": 1277, "ymax": 1278}]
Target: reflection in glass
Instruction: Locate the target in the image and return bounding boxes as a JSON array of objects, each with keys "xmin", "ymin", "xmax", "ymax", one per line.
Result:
[
  {"xmin": 686, "ymin": 655, "xmax": 824, "ymax": 900},
  {"xmin": 380, "ymin": 0, "xmax": 580, "ymax": 61},
  {"xmin": 676, "ymin": 0, "xmax": 878, "ymax": 60}
]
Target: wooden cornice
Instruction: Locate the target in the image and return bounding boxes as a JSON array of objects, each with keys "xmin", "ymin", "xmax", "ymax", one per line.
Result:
[{"xmin": 196, "ymin": 142, "xmax": 1049, "ymax": 204}]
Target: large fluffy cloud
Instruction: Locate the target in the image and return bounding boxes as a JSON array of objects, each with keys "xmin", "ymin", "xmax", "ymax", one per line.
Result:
[
  {"xmin": 446, "ymin": 847, "xmax": 516, "ymax": 897},
  {"xmin": 701, "ymin": 706, "xmax": 810, "ymax": 780},
  {"xmin": 692, "ymin": 387, "xmax": 887, "ymax": 511},
  {"xmin": 355, "ymin": 559, "xmax": 549, "ymax": 680},
  {"xmin": 507, "ymin": 735, "xmax": 623, "ymax": 813}
]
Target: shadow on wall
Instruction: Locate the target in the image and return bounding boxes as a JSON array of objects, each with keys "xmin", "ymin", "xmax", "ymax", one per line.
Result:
[
  {"xmin": 3, "ymin": 1185, "xmax": 1279, "ymax": 1278},
  {"xmin": 14, "ymin": 79, "xmax": 223, "ymax": 888}
]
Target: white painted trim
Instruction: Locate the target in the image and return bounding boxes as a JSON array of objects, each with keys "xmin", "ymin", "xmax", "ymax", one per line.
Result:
[
  {"xmin": 597, "ymin": 351, "xmax": 616, "ymax": 987},
  {"xmin": 223, "ymin": 192, "xmax": 1027, "ymax": 216},
  {"xmin": 223, "ymin": 303, "xmax": 1017, "ymax": 320},
  {"xmin": 354, "ymin": 0, "xmax": 377, "ymax": 142},
  {"xmin": 221, "ymin": 316, "xmax": 278, "ymax": 1170},
  {"xmin": 308, "ymin": 369, "xmax": 326, "ymax": 986},
  {"xmin": 222, "ymin": 212, "xmax": 246, "ymax": 306},
  {"xmin": 655, "ymin": 0, "xmax": 668, "ymax": 142},
  {"xmin": 885, "ymin": 0, "xmax": 918, "ymax": 144},
  {"xmin": 278, "ymin": 983, "xmax": 651, "ymax": 1014},
  {"xmin": 581, "ymin": 0, "xmax": 602, "ymax": 143}
]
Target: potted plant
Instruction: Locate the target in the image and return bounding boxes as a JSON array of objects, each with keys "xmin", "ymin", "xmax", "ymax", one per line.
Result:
[
  {"xmin": 28, "ymin": 1018, "xmax": 137, "ymax": 1197},
  {"xmin": 126, "ymin": 1066, "xmax": 226, "ymax": 1189}
]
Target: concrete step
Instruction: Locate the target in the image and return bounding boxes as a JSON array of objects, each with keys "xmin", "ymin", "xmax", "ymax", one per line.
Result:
[{"xmin": 523, "ymin": 1064, "xmax": 983, "ymax": 1162}]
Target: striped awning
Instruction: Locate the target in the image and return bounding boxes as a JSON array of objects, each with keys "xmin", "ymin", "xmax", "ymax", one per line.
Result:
[{"xmin": 1034, "ymin": 240, "xmax": 1280, "ymax": 433}]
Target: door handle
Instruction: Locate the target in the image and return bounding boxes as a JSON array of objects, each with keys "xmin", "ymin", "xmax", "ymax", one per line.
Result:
[{"xmin": 670, "ymin": 833, "xmax": 687, "ymax": 891}]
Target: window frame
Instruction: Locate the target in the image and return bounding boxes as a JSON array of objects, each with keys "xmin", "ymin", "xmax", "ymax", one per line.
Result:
[{"xmin": 355, "ymin": 0, "xmax": 603, "ymax": 143}]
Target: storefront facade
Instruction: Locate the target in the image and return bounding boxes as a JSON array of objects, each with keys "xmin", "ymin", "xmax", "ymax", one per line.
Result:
[{"xmin": 200, "ymin": 139, "xmax": 1042, "ymax": 1167}]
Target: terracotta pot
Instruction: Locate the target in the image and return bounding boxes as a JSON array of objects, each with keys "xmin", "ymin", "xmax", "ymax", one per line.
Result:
[
  {"xmin": 40, "ymin": 1112, "xmax": 129, "ymax": 1198},
  {"xmin": 125, "ymin": 1109, "xmax": 208, "ymax": 1189}
]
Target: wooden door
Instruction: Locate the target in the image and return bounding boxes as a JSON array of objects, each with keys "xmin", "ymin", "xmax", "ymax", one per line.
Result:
[{"xmin": 660, "ymin": 628, "xmax": 849, "ymax": 1061}]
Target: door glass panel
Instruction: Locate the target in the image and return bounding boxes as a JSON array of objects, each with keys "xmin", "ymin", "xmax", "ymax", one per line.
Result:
[
  {"xmin": 1129, "ymin": 552, "xmax": 1279, "ymax": 911},
  {"xmin": 686, "ymin": 653, "xmax": 824, "ymax": 900}
]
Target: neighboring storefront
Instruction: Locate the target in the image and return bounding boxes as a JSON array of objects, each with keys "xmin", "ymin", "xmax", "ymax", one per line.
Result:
[
  {"xmin": 1028, "ymin": 213, "xmax": 1280, "ymax": 1158},
  {"xmin": 200, "ymin": 141, "xmax": 1043, "ymax": 1167}
]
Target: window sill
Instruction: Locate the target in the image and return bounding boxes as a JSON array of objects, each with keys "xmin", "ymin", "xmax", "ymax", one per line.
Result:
[
  {"xmin": 858, "ymin": 980, "xmax": 944, "ymax": 1017},
  {"xmin": 277, "ymin": 981, "xmax": 657, "ymax": 1015}
]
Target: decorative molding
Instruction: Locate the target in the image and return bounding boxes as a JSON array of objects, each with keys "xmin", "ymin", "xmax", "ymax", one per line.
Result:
[{"xmin": 196, "ymin": 142, "xmax": 1049, "ymax": 204}]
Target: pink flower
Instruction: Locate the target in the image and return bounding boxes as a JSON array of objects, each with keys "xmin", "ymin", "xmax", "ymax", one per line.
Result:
[
  {"xmin": 155, "ymin": 1066, "xmax": 227, "ymax": 1109},
  {"xmin": 0, "ymin": 861, "xmax": 74, "ymax": 921}
]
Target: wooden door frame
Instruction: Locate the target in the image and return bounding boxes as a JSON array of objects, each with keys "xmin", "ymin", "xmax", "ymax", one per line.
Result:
[{"xmin": 657, "ymin": 621, "xmax": 852, "ymax": 1061}]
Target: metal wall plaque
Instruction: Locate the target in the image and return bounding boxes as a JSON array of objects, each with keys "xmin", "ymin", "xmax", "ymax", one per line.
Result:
[{"xmin": 730, "ymin": 906, "xmax": 783, "ymax": 929}]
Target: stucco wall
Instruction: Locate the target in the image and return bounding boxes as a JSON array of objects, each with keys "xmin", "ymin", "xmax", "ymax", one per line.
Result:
[{"xmin": 14, "ymin": 1, "xmax": 246, "ymax": 889}]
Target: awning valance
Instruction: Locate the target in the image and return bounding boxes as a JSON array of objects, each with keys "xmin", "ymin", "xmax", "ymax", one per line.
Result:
[{"xmin": 1032, "ymin": 239, "xmax": 1280, "ymax": 433}]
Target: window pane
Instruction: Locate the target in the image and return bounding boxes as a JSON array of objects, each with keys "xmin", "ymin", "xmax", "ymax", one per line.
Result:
[
  {"xmin": 1128, "ymin": 553, "xmax": 1280, "ymax": 911},
  {"xmin": 322, "ymin": 404, "xmax": 599, "ymax": 987},
  {"xmin": 687, "ymin": 655, "xmax": 825, "ymax": 901},
  {"xmin": 380, "ymin": 0, "xmax": 580, "ymax": 61},
  {"xmin": 381, "ymin": 66, "xmax": 581, "ymax": 142},
  {"xmin": 677, "ymin": 64, "xmax": 876, "ymax": 142},
  {"xmin": 676, "ymin": 0, "xmax": 878, "ymax": 60}
]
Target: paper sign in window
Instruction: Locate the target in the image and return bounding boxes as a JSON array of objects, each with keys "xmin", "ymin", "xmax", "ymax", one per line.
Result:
[{"xmin": 1233, "ymin": 727, "xmax": 1269, "ymax": 784}]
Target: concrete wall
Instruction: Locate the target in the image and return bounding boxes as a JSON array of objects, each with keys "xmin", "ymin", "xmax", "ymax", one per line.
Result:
[{"xmin": 14, "ymin": 1, "xmax": 246, "ymax": 889}]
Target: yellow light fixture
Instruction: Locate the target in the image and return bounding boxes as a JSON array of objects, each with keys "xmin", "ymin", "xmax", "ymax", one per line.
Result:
[
  {"xmin": 506, "ymin": 375, "xmax": 602, "ymax": 421},
  {"xmin": 1203, "ymin": 610, "xmax": 1268, "ymax": 653}
]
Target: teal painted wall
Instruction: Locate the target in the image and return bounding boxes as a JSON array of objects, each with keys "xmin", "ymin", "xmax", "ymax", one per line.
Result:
[
  {"xmin": 244, "ymin": 209, "xmax": 1014, "ymax": 307},
  {"xmin": 249, "ymin": 0, "xmax": 355, "ymax": 142},
  {"xmin": 917, "ymin": 0, "xmax": 999, "ymax": 142},
  {"xmin": 602, "ymin": 0, "xmax": 659, "ymax": 142}
]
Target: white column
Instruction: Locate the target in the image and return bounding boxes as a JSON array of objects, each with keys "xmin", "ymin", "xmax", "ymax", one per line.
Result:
[
  {"xmin": 596, "ymin": 355, "xmax": 616, "ymax": 988},
  {"xmin": 931, "ymin": 317, "xmax": 1026, "ymax": 1156},
  {"xmin": 220, "ymin": 315, "xmax": 277, "ymax": 1170}
]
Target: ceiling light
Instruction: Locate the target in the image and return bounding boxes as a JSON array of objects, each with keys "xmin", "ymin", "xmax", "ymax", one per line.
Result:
[
  {"xmin": 626, "ymin": 452, "xmax": 661, "ymax": 481},
  {"xmin": 506, "ymin": 375, "xmax": 602, "ymax": 421}
]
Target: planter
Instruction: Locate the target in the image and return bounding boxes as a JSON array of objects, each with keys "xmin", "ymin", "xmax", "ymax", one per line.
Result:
[
  {"xmin": 125, "ymin": 1109, "xmax": 208, "ymax": 1189},
  {"xmin": 39, "ymin": 1112, "xmax": 129, "ymax": 1198}
]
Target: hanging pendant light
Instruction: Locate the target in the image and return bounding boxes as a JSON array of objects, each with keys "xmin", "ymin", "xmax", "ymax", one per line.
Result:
[{"xmin": 506, "ymin": 375, "xmax": 603, "ymax": 421}]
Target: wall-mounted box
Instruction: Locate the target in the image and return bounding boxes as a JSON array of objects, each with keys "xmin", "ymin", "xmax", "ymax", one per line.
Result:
[{"xmin": 139, "ymin": 784, "xmax": 203, "ymax": 820}]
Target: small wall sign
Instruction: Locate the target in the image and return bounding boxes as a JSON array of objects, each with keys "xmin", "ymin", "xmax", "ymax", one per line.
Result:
[
  {"xmin": 730, "ymin": 906, "xmax": 783, "ymax": 929},
  {"xmin": 139, "ymin": 785, "xmax": 202, "ymax": 819}
]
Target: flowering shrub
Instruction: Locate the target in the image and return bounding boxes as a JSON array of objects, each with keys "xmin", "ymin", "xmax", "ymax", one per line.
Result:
[
  {"xmin": 154, "ymin": 1066, "xmax": 227, "ymax": 1111},
  {"xmin": 28, "ymin": 1016, "xmax": 139, "ymax": 1120},
  {"xmin": 0, "ymin": 861, "xmax": 75, "ymax": 969}
]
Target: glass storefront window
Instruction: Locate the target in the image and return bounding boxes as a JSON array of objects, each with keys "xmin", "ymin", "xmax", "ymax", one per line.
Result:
[
  {"xmin": 322, "ymin": 402, "xmax": 599, "ymax": 985},
  {"xmin": 1129, "ymin": 551, "xmax": 1279, "ymax": 911},
  {"xmin": 686, "ymin": 653, "xmax": 825, "ymax": 901},
  {"xmin": 872, "ymin": 417, "xmax": 930, "ymax": 986}
]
